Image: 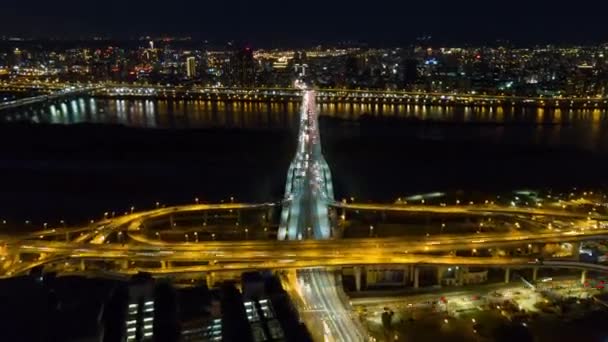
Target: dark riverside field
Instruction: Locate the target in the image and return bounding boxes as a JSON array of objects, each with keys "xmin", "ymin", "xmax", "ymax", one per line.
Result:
[
  {"xmin": 1, "ymin": 114, "xmax": 608, "ymax": 224},
  {"xmin": 0, "ymin": 123, "xmax": 295, "ymax": 224}
]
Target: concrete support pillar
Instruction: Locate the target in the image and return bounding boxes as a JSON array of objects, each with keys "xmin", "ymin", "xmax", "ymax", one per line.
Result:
[
  {"xmin": 79, "ymin": 259, "xmax": 86, "ymax": 271},
  {"xmin": 204, "ymin": 211, "xmax": 208, "ymax": 225},
  {"xmin": 402, "ymin": 267, "xmax": 407, "ymax": 285},
  {"xmin": 169, "ymin": 215, "xmax": 175, "ymax": 229},
  {"xmin": 571, "ymin": 242, "xmax": 581, "ymax": 259},
  {"xmin": 267, "ymin": 207, "xmax": 273, "ymax": 223},
  {"xmin": 504, "ymin": 268, "xmax": 510, "ymax": 284},
  {"xmin": 530, "ymin": 244, "xmax": 540, "ymax": 254},
  {"xmin": 237, "ymin": 210, "xmax": 241, "ymax": 223},
  {"xmin": 160, "ymin": 261, "xmax": 168, "ymax": 269},
  {"xmin": 532, "ymin": 267, "xmax": 538, "ymax": 282},
  {"xmin": 437, "ymin": 267, "xmax": 444, "ymax": 286},
  {"xmin": 414, "ymin": 267, "xmax": 420, "ymax": 289},
  {"xmin": 409, "ymin": 265, "xmax": 414, "ymax": 283},
  {"xmin": 206, "ymin": 272, "xmax": 216, "ymax": 288},
  {"xmin": 65, "ymin": 232, "xmax": 70, "ymax": 242},
  {"xmin": 119, "ymin": 260, "xmax": 129, "ymax": 270},
  {"xmin": 581, "ymin": 270, "xmax": 587, "ymax": 284},
  {"xmin": 354, "ymin": 266, "xmax": 362, "ymax": 292}
]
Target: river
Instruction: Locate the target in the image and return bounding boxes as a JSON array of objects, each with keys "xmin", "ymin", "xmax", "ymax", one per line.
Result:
[{"xmin": 1, "ymin": 97, "xmax": 608, "ymax": 223}]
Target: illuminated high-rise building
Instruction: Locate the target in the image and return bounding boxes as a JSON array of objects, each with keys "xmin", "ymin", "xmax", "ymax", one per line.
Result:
[
  {"xmin": 103, "ymin": 274, "xmax": 156, "ymax": 342},
  {"xmin": 125, "ymin": 275, "xmax": 156, "ymax": 341},
  {"xmin": 12, "ymin": 48, "xmax": 22, "ymax": 67},
  {"xmin": 186, "ymin": 56, "xmax": 197, "ymax": 78}
]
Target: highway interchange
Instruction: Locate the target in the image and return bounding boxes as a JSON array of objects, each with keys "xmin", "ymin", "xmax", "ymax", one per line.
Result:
[{"xmin": 3, "ymin": 82, "xmax": 608, "ymax": 341}]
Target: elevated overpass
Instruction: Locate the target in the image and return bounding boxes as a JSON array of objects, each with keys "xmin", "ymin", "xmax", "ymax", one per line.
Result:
[
  {"xmin": 6, "ymin": 228, "xmax": 608, "ymax": 259},
  {"xmin": 332, "ymin": 202, "xmax": 607, "ymax": 220},
  {"xmin": 6, "ymin": 248, "xmax": 608, "ymax": 284}
]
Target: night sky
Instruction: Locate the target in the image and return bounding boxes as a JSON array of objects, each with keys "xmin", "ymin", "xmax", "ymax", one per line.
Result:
[{"xmin": 1, "ymin": 0, "xmax": 608, "ymax": 45}]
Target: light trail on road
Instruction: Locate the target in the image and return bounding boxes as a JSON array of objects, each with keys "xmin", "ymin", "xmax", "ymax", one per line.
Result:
[
  {"xmin": 334, "ymin": 203, "xmax": 606, "ymax": 219},
  {"xmin": 279, "ymin": 87, "xmax": 367, "ymax": 341}
]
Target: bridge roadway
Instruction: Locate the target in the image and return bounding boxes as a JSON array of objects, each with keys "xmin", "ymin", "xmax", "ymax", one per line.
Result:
[
  {"xmin": 278, "ymin": 89, "xmax": 333, "ymax": 241},
  {"xmin": 277, "ymin": 87, "xmax": 365, "ymax": 341},
  {"xmin": 0, "ymin": 85, "xmax": 102, "ymax": 111},
  {"xmin": 4, "ymin": 81, "xmax": 608, "ymax": 108}
]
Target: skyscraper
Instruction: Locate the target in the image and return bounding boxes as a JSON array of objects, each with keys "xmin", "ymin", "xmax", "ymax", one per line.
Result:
[
  {"xmin": 12, "ymin": 48, "xmax": 22, "ymax": 67},
  {"xmin": 230, "ymin": 47, "xmax": 256, "ymax": 86},
  {"xmin": 125, "ymin": 274, "xmax": 156, "ymax": 341},
  {"xmin": 402, "ymin": 58, "xmax": 419, "ymax": 87},
  {"xmin": 103, "ymin": 273, "xmax": 157, "ymax": 342},
  {"xmin": 186, "ymin": 56, "xmax": 197, "ymax": 78}
]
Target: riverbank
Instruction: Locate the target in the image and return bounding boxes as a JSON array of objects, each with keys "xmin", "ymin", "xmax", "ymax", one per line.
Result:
[{"xmin": 0, "ymin": 122, "xmax": 294, "ymax": 224}]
